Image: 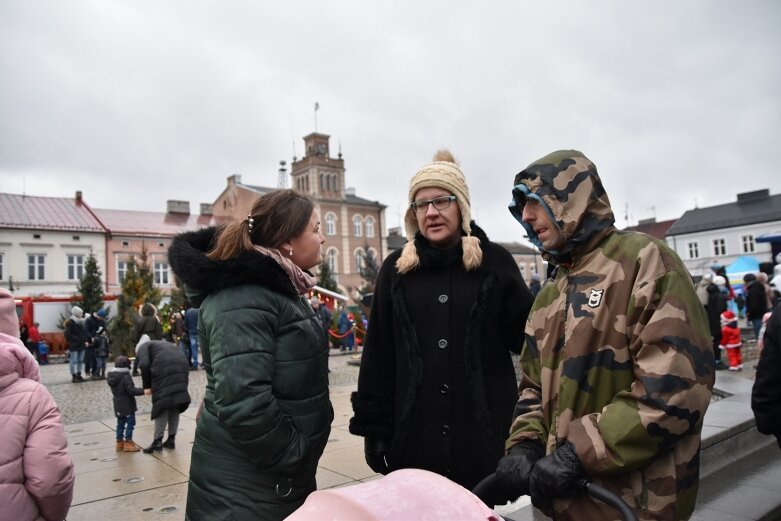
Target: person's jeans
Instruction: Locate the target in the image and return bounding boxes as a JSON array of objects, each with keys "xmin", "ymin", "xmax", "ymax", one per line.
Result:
[
  {"xmin": 751, "ymin": 318, "xmax": 763, "ymax": 340},
  {"xmin": 95, "ymin": 356, "xmax": 107, "ymax": 376},
  {"xmin": 84, "ymin": 346, "xmax": 95, "ymax": 374},
  {"xmin": 178, "ymin": 340, "xmax": 189, "ymax": 362},
  {"xmin": 189, "ymin": 336, "xmax": 199, "ymax": 369},
  {"xmin": 69, "ymin": 349, "xmax": 85, "ymax": 375},
  {"xmin": 116, "ymin": 414, "xmax": 136, "ymax": 440}
]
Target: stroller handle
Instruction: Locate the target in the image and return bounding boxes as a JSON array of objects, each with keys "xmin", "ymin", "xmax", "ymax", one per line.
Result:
[{"xmin": 472, "ymin": 474, "xmax": 638, "ymax": 521}]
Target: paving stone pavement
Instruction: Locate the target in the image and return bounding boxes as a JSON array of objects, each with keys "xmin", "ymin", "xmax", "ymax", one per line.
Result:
[{"xmin": 42, "ymin": 345, "xmax": 764, "ymax": 520}]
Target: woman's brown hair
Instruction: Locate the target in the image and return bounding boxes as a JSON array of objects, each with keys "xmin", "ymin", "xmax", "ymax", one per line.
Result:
[{"xmin": 207, "ymin": 189, "xmax": 315, "ymax": 261}]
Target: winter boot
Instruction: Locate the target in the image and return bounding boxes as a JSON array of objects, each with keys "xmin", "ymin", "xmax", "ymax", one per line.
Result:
[
  {"xmin": 71, "ymin": 374, "xmax": 83, "ymax": 383},
  {"xmin": 162, "ymin": 435, "xmax": 176, "ymax": 449},
  {"xmin": 115, "ymin": 440, "xmax": 124, "ymax": 451},
  {"xmin": 123, "ymin": 439, "xmax": 141, "ymax": 452},
  {"xmin": 76, "ymin": 373, "xmax": 85, "ymax": 381},
  {"xmin": 143, "ymin": 438, "xmax": 163, "ymax": 454}
]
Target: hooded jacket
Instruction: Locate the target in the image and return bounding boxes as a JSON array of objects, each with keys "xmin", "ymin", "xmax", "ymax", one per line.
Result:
[
  {"xmin": 752, "ymin": 303, "xmax": 781, "ymax": 448},
  {"xmin": 0, "ymin": 334, "xmax": 75, "ymax": 521},
  {"xmin": 107, "ymin": 367, "xmax": 145, "ymax": 417},
  {"xmin": 136, "ymin": 340, "xmax": 191, "ymax": 419},
  {"xmin": 168, "ymin": 227, "xmax": 332, "ymax": 521},
  {"xmin": 350, "ymin": 223, "xmax": 533, "ymax": 490},
  {"xmin": 507, "ymin": 151, "xmax": 714, "ymax": 521}
]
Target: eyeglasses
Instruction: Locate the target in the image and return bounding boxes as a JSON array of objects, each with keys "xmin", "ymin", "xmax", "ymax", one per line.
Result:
[{"xmin": 411, "ymin": 195, "xmax": 457, "ymax": 213}]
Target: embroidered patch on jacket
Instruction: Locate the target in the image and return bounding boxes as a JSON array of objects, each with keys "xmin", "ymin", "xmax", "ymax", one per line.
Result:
[{"xmin": 587, "ymin": 289, "xmax": 604, "ymax": 308}]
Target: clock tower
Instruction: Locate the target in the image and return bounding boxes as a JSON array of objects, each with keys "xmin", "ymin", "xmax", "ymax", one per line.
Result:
[{"xmin": 290, "ymin": 132, "xmax": 344, "ymax": 200}]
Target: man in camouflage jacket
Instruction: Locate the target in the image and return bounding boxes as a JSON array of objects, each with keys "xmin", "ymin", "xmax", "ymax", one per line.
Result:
[{"xmin": 495, "ymin": 150, "xmax": 714, "ymax": 521}]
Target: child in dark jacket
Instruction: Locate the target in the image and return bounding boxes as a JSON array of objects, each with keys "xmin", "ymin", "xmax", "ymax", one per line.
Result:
[
  {"xmin": 91, "ymin": 327, "xmax": 110, "ymax": 380},
  {"xmin": 720, "ymin": 310, "xmax": 744, "ymax": 371},
  {"xmin": 107, "ymin": 356, "xmax": 148, "ymax": 452}
]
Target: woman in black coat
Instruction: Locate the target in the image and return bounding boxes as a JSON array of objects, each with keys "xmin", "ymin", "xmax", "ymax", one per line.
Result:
[
  {"xmin": 349, "ymin": 150, "xmax": 533, "ymax": 490},
  {"xmin": 752, "ymin": 302, "xmax": 781, "ymax": 448},
  {"xmin": 136, "ymin": 340, "xmax": 190, "ymax": 452}
]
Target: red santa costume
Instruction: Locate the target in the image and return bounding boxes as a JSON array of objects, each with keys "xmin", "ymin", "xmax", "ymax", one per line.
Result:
[{"xmin": 719, "ymin": 310, "xmax": 743, "ymax": 370}]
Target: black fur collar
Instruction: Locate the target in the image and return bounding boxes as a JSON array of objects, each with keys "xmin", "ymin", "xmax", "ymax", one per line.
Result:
[{"xmin": 168, "ymin": 227, "xmax": 298, "ymax": 304}]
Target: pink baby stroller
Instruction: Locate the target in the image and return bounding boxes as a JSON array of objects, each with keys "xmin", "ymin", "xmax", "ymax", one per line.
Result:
[{"xmin": 285, "ymin": 468, "xmax": 501, "ymax": 520}]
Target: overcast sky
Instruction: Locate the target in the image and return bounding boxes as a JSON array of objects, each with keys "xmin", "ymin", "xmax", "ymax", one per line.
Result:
[{"xmin": 1, "ymin": 1, "xmax": 779, "ymax": 244}]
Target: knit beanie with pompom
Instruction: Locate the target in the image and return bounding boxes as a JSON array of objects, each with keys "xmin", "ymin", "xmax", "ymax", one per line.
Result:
[{"xmin": 396, "ymin": 150, "xmax": 482, "ymax": 274}]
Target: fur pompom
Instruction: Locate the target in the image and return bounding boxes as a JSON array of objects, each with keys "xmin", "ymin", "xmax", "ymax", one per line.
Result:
[
  {"xmin": 395, "ymin": 241, "xmax": 421, "ymax": 274},
  {"xmin": 461, "ymin": 235, "xmax": 482, "ymax": 271}
]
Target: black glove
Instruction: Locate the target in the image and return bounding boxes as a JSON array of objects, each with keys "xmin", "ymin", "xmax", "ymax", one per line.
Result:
[
  {"xmin": 529, "ymin": 441, "xmax": 587, "ymax": 511},
  {"xmin": 493, "ymin": 440, "xmax": 546, "ymax": 504},
  {"xmin": 364, "ymin": 437, "xmax": 390, "ymax": 474}
]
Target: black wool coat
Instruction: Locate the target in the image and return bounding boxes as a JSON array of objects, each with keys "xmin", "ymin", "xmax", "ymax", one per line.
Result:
[
  {"xmin": 349, "ymin": 224, "xmax": 533, "ymax": 490},
  {"xmin": 136, "ymin": 340, "xmax": 191, "ymax": 419},
  {"xmin": 107, "ymin": 368, "xmax": 145, "ymax": 418},
  {"xmin": 752, "ymin": 302, "xmax": 781, "ymax": 448}
]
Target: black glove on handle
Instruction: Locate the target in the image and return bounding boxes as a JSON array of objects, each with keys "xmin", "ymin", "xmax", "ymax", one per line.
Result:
[
  {"xmin": 493, "ymin": 440, "xmax": 546, "ymax": 504},
  {"xmin": 364, "ymin": 437, "xmax": 390, "ymax": 475},
  {"xmin": 529, "ymin": 441, "xmax": 587, "ymax": 510}
]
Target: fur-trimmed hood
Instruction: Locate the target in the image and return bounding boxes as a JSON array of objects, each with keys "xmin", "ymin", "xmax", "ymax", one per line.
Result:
[{"xmin": 168, "ymin": 227, "xmax": 298, "ymax": 306}]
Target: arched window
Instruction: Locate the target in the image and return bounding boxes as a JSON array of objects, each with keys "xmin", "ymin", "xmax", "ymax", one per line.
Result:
[
  {"xmin": 325, "ymin": 213, "xmax": 337, "ymax": 236},
  {"xmin": 354, "ymin": 250, "xmax": 364, "ymax": 273},
  {"xmin": 365, "ymin": 216, "xmax": 375, "ymax": 238},
  {"xmin": 353, "ymin": 215, "xmax": 363, "ymax": 237},
  {"xmin": 329, "ymin": 174, "xmax": 336, "ymax": 192},
  {"xmin": 327, "ymin": 248, "xmax": 338, "ymax": 273}
]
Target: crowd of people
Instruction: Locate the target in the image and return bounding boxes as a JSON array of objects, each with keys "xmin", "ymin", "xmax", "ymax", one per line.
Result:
[{"xmin": 4, "ymin": 149, "xmax": 781, "ymax": 521}]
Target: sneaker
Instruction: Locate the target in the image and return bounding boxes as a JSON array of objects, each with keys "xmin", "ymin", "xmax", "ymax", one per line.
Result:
[{"xmin": 728, "ymin": 366, "xmax": 739, "ymax": 371}]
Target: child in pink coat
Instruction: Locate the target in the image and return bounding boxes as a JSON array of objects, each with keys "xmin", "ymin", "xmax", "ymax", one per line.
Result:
[
  {"xmin": 720, "ymin": 310, "xmax": 743, "ymax": 371},
  {"xmin": 0, "ymin": 288, "xmax": 75, "ymax": 521}
]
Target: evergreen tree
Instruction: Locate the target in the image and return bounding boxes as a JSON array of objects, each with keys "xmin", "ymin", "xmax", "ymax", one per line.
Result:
[
  {"xmin": 72, "ymin": 252, "xmax": 105, "ymax": 314},
  {"xmin": 358, "ymin": 244, "xmax": 380, "ymax": 296},
  {"xmin": 317, "ymin": 260, "xmax": 339, "ymax": 292},
  {"xmin": 107, "ymin": 244, "xmax": 163, "ymax": 357}
]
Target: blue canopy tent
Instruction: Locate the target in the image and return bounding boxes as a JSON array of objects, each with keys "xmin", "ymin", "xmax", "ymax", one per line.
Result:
[{"xmin": 726, "ymin": 255, "xmax": 760, "ymax": 292}]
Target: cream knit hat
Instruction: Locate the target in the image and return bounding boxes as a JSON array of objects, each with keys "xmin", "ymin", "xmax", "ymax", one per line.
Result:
[{"xmin": 396, "ymin": 150, "xmax": 482, "ymax": 273}]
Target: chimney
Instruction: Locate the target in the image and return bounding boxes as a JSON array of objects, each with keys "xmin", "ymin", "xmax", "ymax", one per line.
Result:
[
  {"xmin": 345, "ymin": 187, "xmax": 356, "ymax": 196},
  {"xmin": 737, "ymin": 189, "xmax": 769, "ymax": 204},
  {"xmin": 167, "ymin": 200, "xmax": 190, "ymax": 214},
  {"xmin": 200, "ymin": 203, "xmax": 213, "ymax": 216},
  {"xmin": 75, "ymin": 191, "xmax": 83, "ymax": 204},
  {"xmin": 228, "ymin": 174, "xmax": 242, "ymax": 186}
]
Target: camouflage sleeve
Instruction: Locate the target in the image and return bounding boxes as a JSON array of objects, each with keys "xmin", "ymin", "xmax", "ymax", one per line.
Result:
[
  {"xmin": 567, "ymin": 268, "xmax": 714, "ymax": 474},
  {"xmin": 505, "ymin": 331, "xmax": 548, "ymax": 451}
]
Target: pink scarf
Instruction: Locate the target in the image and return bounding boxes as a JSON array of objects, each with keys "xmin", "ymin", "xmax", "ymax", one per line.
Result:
[{"xmin": 253, "ymin": 245, "xmax": 317, "ymax": 295}]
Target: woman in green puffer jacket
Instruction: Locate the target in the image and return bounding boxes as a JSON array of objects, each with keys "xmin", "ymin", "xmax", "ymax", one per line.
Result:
[{"xmin": 169, "ymin": 189, "xmax": 333, "ymax": 521}]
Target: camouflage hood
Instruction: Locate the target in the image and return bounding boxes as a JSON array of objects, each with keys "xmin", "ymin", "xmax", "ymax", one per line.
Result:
[{"xmin": 509, "ymin": 150, "xmax": 615, "ymax": 264}]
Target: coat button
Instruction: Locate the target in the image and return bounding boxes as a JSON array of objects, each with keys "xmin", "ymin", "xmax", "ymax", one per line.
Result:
[
  {"xmin": 438, "ymin": 294, "xmax": 448, "ymax": 304},
  {"xmin": 438, "ymin": 339, "xmax": 448, "ymax": 349},
  {"xmin": 441, "ymin": 424, "xmax": 450, "ymax": 435},
  {"xmin": 440, "ymin": 384, "xmax": 449, "ymax": 394}
]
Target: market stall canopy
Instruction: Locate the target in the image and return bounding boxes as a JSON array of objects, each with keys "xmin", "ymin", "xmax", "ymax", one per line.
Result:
[{"xmin": 726, "ymin": 255, "xmax": 760, "ymax": 291}]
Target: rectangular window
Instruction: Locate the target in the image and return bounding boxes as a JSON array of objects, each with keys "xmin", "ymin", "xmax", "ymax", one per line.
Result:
[
  {"xmin": 28, "ymin": 254, "xmax": 45, "ymax": 280},
  {"xmin": 67, "ymin": 254, "xmax": 85, "ymax": 280},
  {"xmin": 154, "ymin": 261, "xmax": 170, "ymax": 285},
  {"xmin": 688, "ymin": 242, "xmax": 699, "ymax": 259},
  {"xmin": 117, "ymin": 260, "xmax": 128, "ymax": 284},
  {"xmin": 712, "ymin": 238, "xmax": 726, "ymax": 256},
  {"xmin": 742, "ymin": 235, "xmax": 755, "ymax": 253}
]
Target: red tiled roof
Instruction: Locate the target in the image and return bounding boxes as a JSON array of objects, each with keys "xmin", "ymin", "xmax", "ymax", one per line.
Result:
[
  {"xmin": 0, "ymin": 193, "xmax": 105, "ymax": 232},
  {"xmin": 622, "ymin": 218, "xmax": 678, "ymax": 239},
  {"xmin": 94, "ymin": 208, "xmax": 226, "ymax": 237}
]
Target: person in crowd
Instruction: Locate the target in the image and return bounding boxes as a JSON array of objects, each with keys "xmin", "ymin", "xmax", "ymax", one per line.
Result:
[
  {"xmin": 184, "ymin": 305, "xmax": 200, "ymax": 370},
  {"xmin": 349, "ymin": 150, "xmax": 533, "ymax": 491},
  {"xmin": 310, "ymin": 297, "xmax": 333, "ymax": 338},
  {"xmin": 695, "ymin": 271, "xmax": 713, "ymax": 308},
  {"xmin": 84, "ymin": 308, "xmax": 108, "ymax": 377},
  {"xmin": 528, "ymin": 272, "xmax": 542, "ymax": 297},
  {"xmin": 107, "ymin": 355, "xmax": 148, "ymax": 452},
  {"xmin": 0, "ymin": 288, "xmax": 75, "ymax": 520},
  {"xmin": 168, "ymin": 189, "xmax": 333, "ymax": 520},
  {"xmin": 92, "ymin": 326, "xmax": 110, "ymax": 379},
  {"xmin": 131, "ymin": 303, "xmax": 163, "ymax": 376},
  {"xmin": 745, "ymin": 272, "xmax": 769, "ymax": 341},
  {"xmin": 136, "ymin": 340, "xmax": 191, "ymax": 453},
  {"xmin": 28, "ymin": 321, "xmax": 41, "ymax": 362},
  {"xmin": 19, "ymin": 321, "xmax": 30, "ymax": 354},
  {"xmin": 757, "ymin": 272, "xmax": 775, "ymax": 314},
  {"xmin": 758, "ymin": 311, "xmax": 773, "ymax": 354},
  {"xmin": 719, "ymin": 310, "xmax": 743, "ymax": 371},
  {"xmin": 708, "ymin": 275, "xmax": 729, "ymax": 370},
  {"xmin": 338, "ymin": 308, "xmax": 355, "ymax": 352},
  {"xmin": 64, "ymin": 305, "xmax": 89, "ymax": 383},
  {"xmin": 752, "ymin": 302, "xmax": 781, "ymax": 449},
  {"xmin": 169, "ymin": 311, "xmax": 187, "ymax": 359},
  {"xmin": 494, "ymin": 150, "xmax": 713, "ymax": 520}
]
